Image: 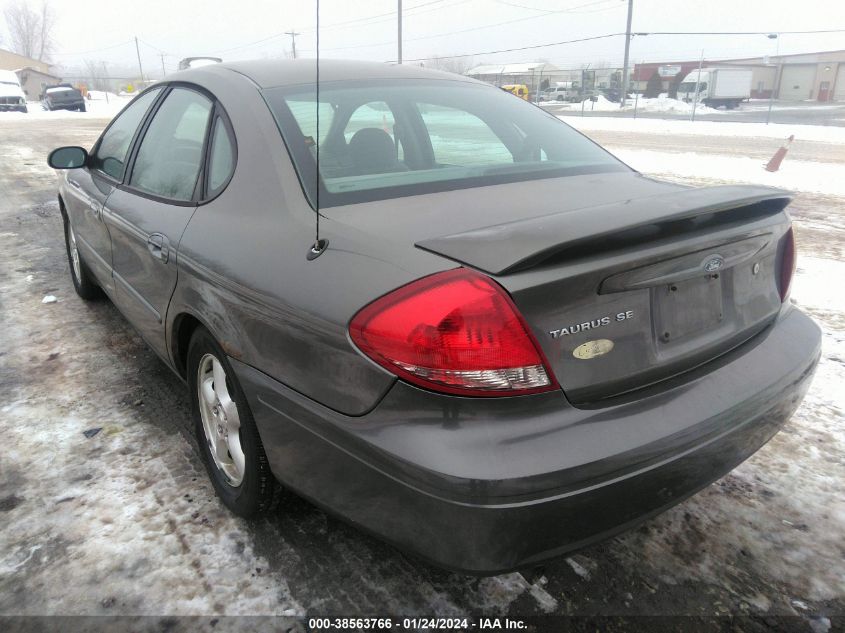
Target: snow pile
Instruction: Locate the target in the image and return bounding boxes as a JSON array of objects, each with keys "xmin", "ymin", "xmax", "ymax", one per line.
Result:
[
  {"xmin": 544, "ymin": 94, "xmax": 719, "ymax": 115},
  {"xmin": 626, "ymin": 95, "xmax": 719, "ymax": 115}
]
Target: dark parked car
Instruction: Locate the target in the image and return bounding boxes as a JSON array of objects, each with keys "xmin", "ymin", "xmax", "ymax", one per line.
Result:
[
  {"xmin": 47, "ymin": 60, "xmax": 820, "ymax": 574},
  {"xmin": 42, "ymin": 84, "xmax": 86, "ymax": 112}
]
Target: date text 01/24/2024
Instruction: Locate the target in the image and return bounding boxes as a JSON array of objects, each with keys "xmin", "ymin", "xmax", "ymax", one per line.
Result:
[{"xmin": 307, "ymin": 617, "xmax": 527, "ymax": 630}]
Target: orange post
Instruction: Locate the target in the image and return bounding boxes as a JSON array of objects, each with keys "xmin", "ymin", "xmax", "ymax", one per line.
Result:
[{"xmin": 765, "ymin": 135, "xmax": 795, "ymax": 172}]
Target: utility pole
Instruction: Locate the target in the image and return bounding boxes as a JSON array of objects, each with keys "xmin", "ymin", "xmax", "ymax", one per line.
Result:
[
  {"xmin": 134, "ymin": 36, "xmax": 145, "ymax": 83},
  {"xmin": 160, "ymin": 53, "xmax": 167, "ymax": 78},
  {"xmin": 285, "ymin": 31, "xmax": 300, "ymax": 59},
  {"xmin": 619, "ymin": 0, "xmax": 633, "ymax": 108},
  {"xmin": 101, "ymin": 62, "xmax": 110, "ymax": 103},
  {"xmin": 766, "ymin": 33, "xmax": 780, "ymax": 125},
  {"xmin": 690, "ymin": 49, "xmax": 704, "ymax": 122},
  {"xmin": 397, "ymin": 0, "xmax": 403, "ymax": 64}
]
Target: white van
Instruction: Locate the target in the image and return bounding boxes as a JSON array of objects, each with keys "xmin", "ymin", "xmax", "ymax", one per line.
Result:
[{"xmin": 0, "ymin": 69, "xmax": 28, "ymax": 113}]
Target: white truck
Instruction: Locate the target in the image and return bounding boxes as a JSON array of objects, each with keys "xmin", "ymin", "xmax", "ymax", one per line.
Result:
[
  {"xmin": 0, "ymin": 69, "xmax": 28, "ymax": 113},
  {"xmin": 676, "ymin": 68, "xmax": 752, "ymax": 109}
]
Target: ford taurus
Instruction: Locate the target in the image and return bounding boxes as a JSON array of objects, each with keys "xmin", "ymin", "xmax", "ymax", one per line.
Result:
[{"xmin": 47, "ymin": 60, "xmax": 821, "ymax": 574}]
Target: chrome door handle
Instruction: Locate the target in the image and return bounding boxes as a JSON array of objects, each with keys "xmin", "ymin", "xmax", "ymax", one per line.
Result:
[
  {"xmin": 147, "ymin": 233, "xmax": 170, "ymax": 263},
  {"xmin": 68, "ymin": 179, "xmax": 82, "ymax": 190}
]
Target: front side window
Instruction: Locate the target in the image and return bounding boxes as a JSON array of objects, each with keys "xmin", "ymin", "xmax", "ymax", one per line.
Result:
[
  {"xmin": 263, "ymin": 79, "xmax": 625, "ymax": 208},
  {"xmin": 129, "ymin": 87, "xmax": 212, "ymax": 201},
  {"xmin": 91, "ymin": 88, "xmax": 162, "ymax": 180}
]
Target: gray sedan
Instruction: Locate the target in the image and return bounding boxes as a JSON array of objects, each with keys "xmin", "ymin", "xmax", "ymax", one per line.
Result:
[{"xmin": 48, "ymin": 60, "xmax": 820, "ymax": 574}]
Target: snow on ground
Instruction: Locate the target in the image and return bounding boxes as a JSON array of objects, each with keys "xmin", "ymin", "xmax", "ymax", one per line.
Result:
[
  {"xmin": 0, "ymin": 220, "xmax": 302, "ymax": 616},
  {"xmin": 612, "ymin": 148, "xmax": 845, "ymax": 197},
  {"xmin": 560, "ymin": 115, "xmax": 845, "ymax": 196},
  {"xmin": 561, "ymin": 115, "xmax": 845, "ymax": 144},
  {"xmin": 0, "ymin": 95, "xmax": 131, "ymax": 121}
]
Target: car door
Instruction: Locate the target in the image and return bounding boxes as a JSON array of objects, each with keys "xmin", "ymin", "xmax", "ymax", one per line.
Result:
[
  {"xmin": 104, "ymin": 86, "xmax": 214, "ymax": 360},
  {"xmin": 65, "ymin": 88, "xmax": 162, "ymax": 293}
]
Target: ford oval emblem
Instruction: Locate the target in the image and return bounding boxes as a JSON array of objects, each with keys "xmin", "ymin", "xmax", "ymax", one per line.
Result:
[{"xmin": 703, "ymin": 255, "xmax": 724, "ymax": 273}]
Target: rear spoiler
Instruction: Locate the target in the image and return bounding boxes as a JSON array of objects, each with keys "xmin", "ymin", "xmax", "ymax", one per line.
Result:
[{"xmin": 415, "ymin": 185, "xmax": 792, "ymax": 275}]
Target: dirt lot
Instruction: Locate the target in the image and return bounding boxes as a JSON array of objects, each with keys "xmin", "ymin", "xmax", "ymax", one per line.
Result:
[{"xmin": 0, "ymin": 116, "xmax": 843, "ymax": 627}]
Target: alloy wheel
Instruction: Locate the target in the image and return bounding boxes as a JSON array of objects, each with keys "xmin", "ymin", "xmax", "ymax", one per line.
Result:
[{"xmin": 197, "ymin": 353, "xmax": 246, "ymax": 486}]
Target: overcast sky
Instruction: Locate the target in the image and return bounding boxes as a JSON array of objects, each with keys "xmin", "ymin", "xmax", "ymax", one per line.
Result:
[{"xmin": 5, "ymin": 0, "xmax": 845, "ymax": 75}]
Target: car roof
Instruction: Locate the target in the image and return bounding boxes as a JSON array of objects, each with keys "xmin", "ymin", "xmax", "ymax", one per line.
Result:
[{"xmin": 170, "ymin": 58, "xmax": 481, "ymax": 89}]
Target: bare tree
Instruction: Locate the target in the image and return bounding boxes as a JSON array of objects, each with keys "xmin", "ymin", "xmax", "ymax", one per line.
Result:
[
  {"xmin": 83, "ymin": 59, "xmax": 110, "ymax": 91},
  {"xmin": 3, "ymin": 0, "xmax": 56, "ymax": 62},
  {"xmin": 421, "ymin": 55, "xmax": 476, "ymax": 76}
]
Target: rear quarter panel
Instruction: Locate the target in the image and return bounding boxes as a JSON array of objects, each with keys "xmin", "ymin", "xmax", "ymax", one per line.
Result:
[{"xmin": 167, "ymin": 69, "xmax": 450, "ymax": 415}]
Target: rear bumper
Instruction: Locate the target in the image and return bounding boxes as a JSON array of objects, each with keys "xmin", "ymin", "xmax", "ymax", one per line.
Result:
[
  {"xmin": 233, "ymin": 307, "xmax": 820, "ymax": 574},
  {"xmin": 45, "ymin": 102, "xmax": 84, "ymax": 110}
]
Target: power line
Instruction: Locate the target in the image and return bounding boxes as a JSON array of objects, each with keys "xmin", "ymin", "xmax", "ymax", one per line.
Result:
[
  {"xmin": 635, "ymin": 29, "xmax": 845, "ymax": 36},
  {"xmin": 209, "ymin": 0, "xmax": 457, "ymax": 55},
  {"xmin": 492, "ymin": 0, "xmax": 619, "ymax": 13},
  {"xmin": 395, "ymin": 32, "xmax": 626, "ymax": 62},
  {"xmin": 51, "ymin": 40, "xmax": 134, "ymax": 57},
  {"xmin": 323, "ymin": 0, "xmax": 625, "ymax": 52},
  {"xmin": 300, "ymin": 0, "xmax": 451, "ymax": 32}
]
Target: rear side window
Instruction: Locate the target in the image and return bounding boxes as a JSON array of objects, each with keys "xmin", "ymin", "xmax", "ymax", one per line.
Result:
[
  {"xmin": 129, "ymin": 88, "xmax": 212, "ymax": 201},
  {"xmin": 206, "ymin": 117, "xmax": 235, "ymax": 196},
  {"xmin": 92, "ymin": 88, "xmax": 161, "ymax": 180}
]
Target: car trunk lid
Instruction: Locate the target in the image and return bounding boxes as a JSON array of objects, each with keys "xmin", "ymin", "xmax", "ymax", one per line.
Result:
[{"xmin": 415, "ymin": 184, "xmax": 793, "ymax": 403}]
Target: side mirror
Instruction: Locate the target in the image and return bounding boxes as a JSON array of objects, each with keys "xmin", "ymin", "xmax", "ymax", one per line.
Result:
[{"xmin": 48, "ymin": 146, "xmax": 88, "ymax": 169}]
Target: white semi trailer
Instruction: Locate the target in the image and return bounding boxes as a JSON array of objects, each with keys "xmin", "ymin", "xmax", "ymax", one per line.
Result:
[{"xmin": 676, "ymin": 68, "xmax": 753, "ymax": 109}]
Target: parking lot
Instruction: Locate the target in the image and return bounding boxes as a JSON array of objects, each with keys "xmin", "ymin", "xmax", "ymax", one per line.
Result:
[{"xmin": 1, "ymin": 114, "xmax": 843, "ymax": 625}]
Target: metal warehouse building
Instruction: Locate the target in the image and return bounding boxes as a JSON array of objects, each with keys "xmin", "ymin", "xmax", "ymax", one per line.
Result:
[{"xmin": 634, "ymin": 49, "xmax": 845, "ymax": 101}]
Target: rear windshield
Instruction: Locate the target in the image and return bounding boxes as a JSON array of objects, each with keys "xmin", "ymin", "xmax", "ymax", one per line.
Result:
[{"xmin": 262, "ymin": 79, "xmax": 626, "ymax": 207}]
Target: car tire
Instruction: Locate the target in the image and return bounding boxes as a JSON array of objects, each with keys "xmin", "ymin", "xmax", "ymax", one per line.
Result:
[
  {"xmin": 78, "ymin": 104, "xmax": 86, "ymax": 112},
  {"xmin": 188, "ymin": 327, "xmax": 279, "ymax": 517},
  {"xmin": 63, "ymin": 216, "xmax": 103, "ymax": 300}
]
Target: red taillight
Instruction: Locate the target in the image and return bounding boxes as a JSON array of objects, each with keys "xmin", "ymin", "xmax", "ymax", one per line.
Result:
[
  {"xmin": 349, "ymin": 268, "xmax": 559, "ymax": 397},
  {"xmin": 779, "ymin": 227, "xmax": 796, "ymax": 302}
]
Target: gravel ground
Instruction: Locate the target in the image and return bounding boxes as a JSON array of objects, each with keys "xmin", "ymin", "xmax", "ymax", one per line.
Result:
[{"xmin": 0, "ymin": 116, "xmax": 842, "ymax": 628}]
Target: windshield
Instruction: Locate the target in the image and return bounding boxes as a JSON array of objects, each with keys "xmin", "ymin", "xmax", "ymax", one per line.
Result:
[{"xmin": 263, "ymin": 79, "xmax": 626, "ymax": 207}]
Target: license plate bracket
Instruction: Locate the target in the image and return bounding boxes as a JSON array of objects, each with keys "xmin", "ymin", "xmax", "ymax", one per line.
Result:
[{"xmin": 653, "ymin": 275, "xmax": 723, "ymax": 342}]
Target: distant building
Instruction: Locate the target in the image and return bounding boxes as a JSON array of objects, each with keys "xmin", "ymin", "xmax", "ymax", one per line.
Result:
[
  {"xmin": 633, "ymin": 49, "xmax": 845, "ymax": 101},
  {"xmin": 0, "ymin": 48, "xmax": 52, "ymax": 75},
  {"xmin": 466, "ymin": 62, "xmax": 622, "ymax": 96},
  {"xmin": 466, "ymin": 62, "xmax": 560, "ymax": 91},
  {"xmin": 0, "ymin": 48, "xmax": 61, "ymax": 100},
  {"xmin": 16, "ymin": 66, "xmax": 62, "ymax": 100}
]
